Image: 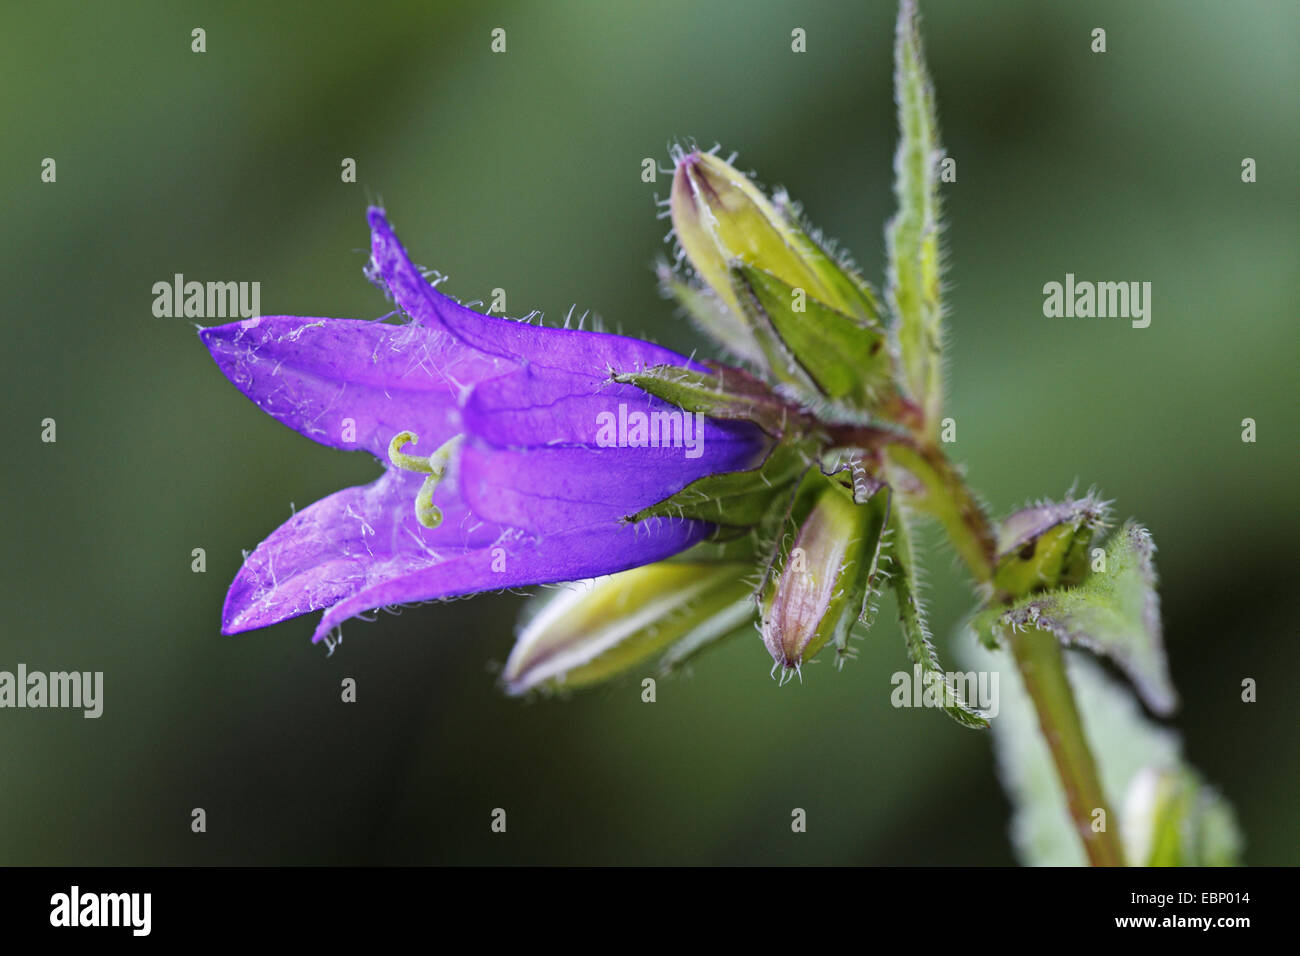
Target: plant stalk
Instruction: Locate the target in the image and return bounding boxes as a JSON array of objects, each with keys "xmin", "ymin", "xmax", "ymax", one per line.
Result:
[
  {"xmin": 1006, "ymin": 625, "xmax": 1126, "ymax": 866},
  {"xmin": 837, "ymin": 430, "xmax": 1126, "ymax": 866}
]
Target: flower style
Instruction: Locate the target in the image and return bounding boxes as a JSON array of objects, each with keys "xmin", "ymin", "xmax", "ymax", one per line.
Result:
[{"xmin": 200, "ymin": 208, "xmax": 769, "ymax": 645}]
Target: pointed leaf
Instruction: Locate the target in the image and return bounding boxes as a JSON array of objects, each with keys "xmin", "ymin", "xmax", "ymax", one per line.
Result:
[
  {"xmin": 996, "ymin": 522, "xmax": 1176, "ymax": 715},
  {"xmin": 887, "ymin": 0, "xmax": 945, "ymax": 431},
  {"xmin": 885, "ymin": 505, "xmax": 989, "ymax": 728}
]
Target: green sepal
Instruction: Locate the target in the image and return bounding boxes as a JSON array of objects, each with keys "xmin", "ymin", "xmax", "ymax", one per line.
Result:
[
  {"xmin": 657, "ymin": 264, "xmax": 773, "ymax": 372},
  {"xmin": 731, "ymin": 264, "xmax": 894, "ymax": 409},
  {"xmin": 770, "ymin": 191, "xmax": 885, "ymax": 325},
  {"xmin": 967, "ymin": 605, "xmax": 1003, "ymax": 651},
  {"xmin": 611, "ymin": 361, "xmax": 798, "ymax": 437},
  {"xmin": 884, "ymin": 505, "xmax": 990, "ymax": 728},
  {"xmin": 627, "ymin": 440, "xmax": 814, "ymax": 527}
]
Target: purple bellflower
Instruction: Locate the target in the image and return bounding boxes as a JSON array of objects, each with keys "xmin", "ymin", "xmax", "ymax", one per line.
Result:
[{"xmin": 200, "ymin": 209, "xmax": 769, "ymax": 645}]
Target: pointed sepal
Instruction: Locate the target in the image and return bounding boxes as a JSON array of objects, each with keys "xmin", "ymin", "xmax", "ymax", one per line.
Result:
[
  {"xmin": 611, "ymin": 361, "xmax": 800, "ymax": 437},
  {"xmin": 731, "ymin": 264, "xmax": 895, "ymax": 410},
  {"xmin": 628, "ymin": 441, "xmax": 813, "ymax": 528},
  {"xmin": 657, "ymin": 263, "xmax": 771, "ymax": 371}
]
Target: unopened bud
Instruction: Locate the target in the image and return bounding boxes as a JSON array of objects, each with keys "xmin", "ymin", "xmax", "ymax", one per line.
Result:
[
  {"xmin": 759, "ymin": 469, "xmax": 889, "ymax": 680},
  {"xmin": 504, "ymin": 561, "xmax": 753, "ymax": 694},
  {"xmin": 670, "ymin": 149, "xmax": 890, "ymax": 408},
  {"xmin": 993, "ymin": 492, "xmax": 1110, "ymax": 599},
  {"xmin": 671, "ymin": 150, "xmax": 878, "ymax": 323}
]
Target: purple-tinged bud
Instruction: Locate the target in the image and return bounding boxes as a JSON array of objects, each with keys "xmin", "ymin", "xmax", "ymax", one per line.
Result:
[
  {"xmin": 993, "ymin": 491, "xmax": 1111, "ymax": 599},
  {"xmin": 759, "ymin": 468, "xmax": 889, "ymax": 681},
  {"xmin": 670, "ymin": 150, "xmax": 879, "ymax": 323}
]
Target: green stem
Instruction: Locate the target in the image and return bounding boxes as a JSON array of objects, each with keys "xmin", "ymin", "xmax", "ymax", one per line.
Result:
[
  {"xmin": 1007, "ymin": 625, "xmax": 1126, "ymax": 866},
  {"xmin": 835, "ymin": 430, "xmax": 1124, "ymax": 866},
  {"xmin": 825, "ymin": 425, "xmax": 996, "ymax": 583},
  {"xmin": 885, "ymin": 441, "xmax": 996, "ymax": 584}
]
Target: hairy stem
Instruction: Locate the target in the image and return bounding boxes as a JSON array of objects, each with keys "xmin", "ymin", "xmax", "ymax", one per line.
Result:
[
  {"xmin": 1006, "ymin": 626, "xmax": 1125, "ymax": 866},
  {"xmin": 825, "ymin": 425, "xmax": 995, "ymax": 583},
  {"xmin": 836, "ymin": 427, "xmax": 1123, "ymax": 865},
  {"xmin": 885, "ymin": 441, "xmax": 996, "ymax": 583}
]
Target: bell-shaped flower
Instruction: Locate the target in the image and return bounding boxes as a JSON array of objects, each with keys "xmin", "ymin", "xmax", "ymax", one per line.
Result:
[{"xmin": 200, "ymin": 209, "xmax": 769, "ymax": 645}]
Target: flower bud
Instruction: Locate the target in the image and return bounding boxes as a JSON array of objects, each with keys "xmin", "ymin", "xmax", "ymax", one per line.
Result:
[
  {"xmin": 670, "ymin": 150, "xmax": 879, "ymax": 323},
  {"xmin": 759, "ymin": 469, "xmax": 888, "ymax": 679},
  {"xmin": 503, "ymin": 561, "xmax": 753, "ymax": 695},
  {"xmin": 669, "ymin": 150, "xmax": 894, "ymax": 411},
  {"xmin": 993, "ymin": 492, "xmax": 1110, "ymax": 599}
]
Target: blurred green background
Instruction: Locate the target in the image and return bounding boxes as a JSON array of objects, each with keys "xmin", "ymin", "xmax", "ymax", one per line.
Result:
[{"xmin": 3, "ymin": 0, "xmax": 1296, "ymax": 865}]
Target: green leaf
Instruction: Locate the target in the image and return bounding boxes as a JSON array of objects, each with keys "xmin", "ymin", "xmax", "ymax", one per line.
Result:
[
  {"xmin": 966, "ymin": 643, "xmax": 1241, "ymax": 866},
  {"xmin": 1124, "ymin": 767, "xmax": 1243, "ymax": 867},
  {"xmin": 628, "ymin": 440, "xmax": 813, "ymax": 527},
  {"xmin": 731, "ymin": 264, "xmax": 894, "ymax": 408},
  {"xmin": 993, "ymin": 522, "xmax": 1176, "ymax": 716},
  {"xmin": 886, "ymin": 0, "xmax": 945, "ymax": 432},
  {"xmin": 884, "ymin": 504, "xmax": 990, "ymax": 728}
]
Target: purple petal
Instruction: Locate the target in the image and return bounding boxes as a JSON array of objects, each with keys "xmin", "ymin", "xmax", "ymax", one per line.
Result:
[
  {"xmin": 458, "ymin": 437, "xmax": 767, "ymax": 532},
  {"xmin": 458, "ymin": 365, "xmax": 770, "ymax": 528},
  {"xmin": 208, "ymin": 208, "xmax": 775, "ymax": 644},
  {"xmin": 308, "ymin": 517, "xmax": 711, "ymax": 643},
  {"xmin": 366, "ymin": 206, "xmax": 701, "ymax": 375},
  {"xmin": 199, "ymin": 315, "xmax": 507, "ymax": 458},
  {"xmin": 222, "ymin": 468, "xmax": 506, "ymax": 634},
  {"xmin": 461, "ymin": 363, "xmax": 766, "ymax": 450}
]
